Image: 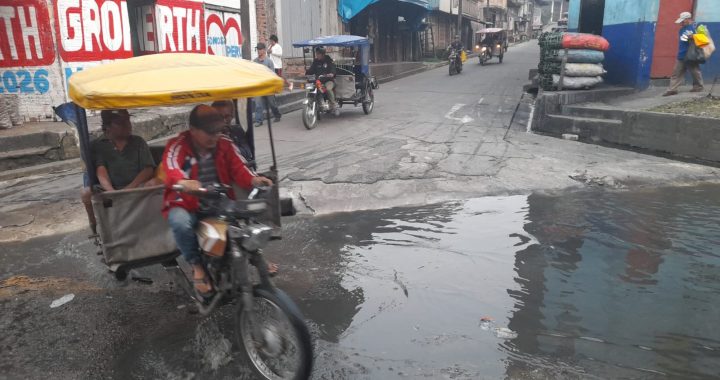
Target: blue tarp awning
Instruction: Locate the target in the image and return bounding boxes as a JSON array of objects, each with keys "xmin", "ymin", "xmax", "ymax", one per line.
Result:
[
  {"xmin": 338, "ymin": 0, "xmax": 432, "ymax": 23},
  {"xmin": 293, "ymin": 35, "xmax": 369, "ymax": 48}
]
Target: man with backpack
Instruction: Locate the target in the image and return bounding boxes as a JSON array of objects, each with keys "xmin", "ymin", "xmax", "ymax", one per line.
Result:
[{"xmin": 664, "ymin": 12, "xmax": 706, "ymax": 96}]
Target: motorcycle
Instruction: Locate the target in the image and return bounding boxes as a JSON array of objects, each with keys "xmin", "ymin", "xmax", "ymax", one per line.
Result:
[
  {"xmin": 448, "ymin": 48, "xmax": 463, "ymax": 75},
  {"xmin": 478, "ymin": 43, "xmax": 504, "ymax": 65},
  {"xmin": 475, "ymin": 28, "xmax": 507, "ymax": 66},
  {"xmin": 171, "ymin": 183, "xmax": 313, "ymax": 380},
  {"xmin": 302, "ymin": 74, "xmax": 339, "ymax": 130},
  {"xmin": 294, "ymin": 35, "xmax": 378, "ymax": 131}
]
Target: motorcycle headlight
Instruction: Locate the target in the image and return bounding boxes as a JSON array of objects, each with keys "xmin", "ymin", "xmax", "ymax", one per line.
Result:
[
  {"xmin": 496, "ymin": 44, "xmax": 501, "ymax": 48},
  {"xmin": 475, "ymin": 45, "xmax": 480, "ymax": 49},
  {"xmin": 241, "ymin": 225, "xmax": 273, "ymax": 251},
  {"xmin": 306, "ymin": 83, "xmax": 314, "ymax": 90},
  {"xmin": 481, "ymin": 47, "xmax": 487, "ymax": 52}
]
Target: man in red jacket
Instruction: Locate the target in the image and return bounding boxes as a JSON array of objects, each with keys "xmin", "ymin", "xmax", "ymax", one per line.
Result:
[{"xmin": 162, "ymin": 105, "xmax": 272, "ymax": 295}]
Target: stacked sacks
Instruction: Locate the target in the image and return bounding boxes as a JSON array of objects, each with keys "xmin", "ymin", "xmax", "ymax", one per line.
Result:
[{"xmin": 538, "ymin": 32, "xmax": 610, "ymax": 90}]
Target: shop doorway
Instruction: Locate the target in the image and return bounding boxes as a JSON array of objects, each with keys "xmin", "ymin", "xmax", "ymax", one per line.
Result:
[
  {"xmin": 578, "ymin": 0, "xmax": 605, "ymax": 35},
  {"xmin": 651, "ymin": 0, "xmax": 695, "ymax": 78}
]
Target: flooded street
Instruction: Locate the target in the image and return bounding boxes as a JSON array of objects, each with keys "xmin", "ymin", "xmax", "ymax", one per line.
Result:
[
  {"xmin": 2, "ymin": 185, "xmax": 720, "ymax": 379},
  {"xmin": 281, "ymin": 185, "xmax": 720, "ymax": 379}
]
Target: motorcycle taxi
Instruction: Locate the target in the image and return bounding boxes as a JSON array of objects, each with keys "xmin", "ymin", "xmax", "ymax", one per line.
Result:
[
  {"xmin": 292, "ymin": 35, "xmax": 378, "ymax": 130},
  {"xmin": 57, "ymin": 53, "xmax": 313, "ymax": 380},
  {"xmin": 475, "ymin": 28, "xmax": 508, "ymax": 65}
]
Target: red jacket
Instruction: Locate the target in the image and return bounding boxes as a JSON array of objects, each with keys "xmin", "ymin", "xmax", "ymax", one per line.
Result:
[{"xmin": 161, "ymin": 131, "xmax": 256, "ymax": 217}]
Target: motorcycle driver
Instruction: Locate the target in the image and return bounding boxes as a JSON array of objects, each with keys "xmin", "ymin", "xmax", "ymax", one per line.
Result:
[
  {"xmin": 305, "ymin": 46, "xmax": 338, "ymax": 111},
  {"xmin": 162, "ymin": 105, "xmax": 273, "ymax": 296},
  {"xmin": 448, "ymin": 35, "xmax": 464, "ymax": 66}
]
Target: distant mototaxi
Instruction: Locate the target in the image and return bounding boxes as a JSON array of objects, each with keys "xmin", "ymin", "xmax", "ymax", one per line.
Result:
[
  {"xmin": 475, "ymin": 28, "xmax": 508, "ymax": 65},
  {"xmin": 292, "ymin": 35, "xmax": 378, "ymax": 129}
]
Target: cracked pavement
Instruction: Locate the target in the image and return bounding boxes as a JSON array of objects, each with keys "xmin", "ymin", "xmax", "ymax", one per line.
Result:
[
  {"xmin": 251, "ymin": 41, "xmax": 720, "ymax": 214},
  {"xmin": 2, "ymin": 41, "xmax": 719, "ymax": 242}
]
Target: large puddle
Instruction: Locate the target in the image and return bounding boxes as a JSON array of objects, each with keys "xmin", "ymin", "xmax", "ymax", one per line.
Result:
[
  {"xmin": 4, "ymin": 185, "xmax": 719, "ymax": 379},
  {"xmin": 274, "ymin": 185, "xmax": 720, "ymax": 379}
]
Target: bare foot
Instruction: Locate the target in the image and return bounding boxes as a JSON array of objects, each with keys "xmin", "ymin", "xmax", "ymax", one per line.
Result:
[
  {"xmin": 192, "ymin": 265, "xmax": 213, "ymax": 294},
  {"xmin": 268, "ymin": 262, "xmax": 279, "ymax": 276}
]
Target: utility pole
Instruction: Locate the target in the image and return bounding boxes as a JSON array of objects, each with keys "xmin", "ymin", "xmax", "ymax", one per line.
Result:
[
  {"xmin": 456, "ymin": 0, "xmax": 463, "ymax": 41},
  {"xmin": 559, "ymin": 0, "xmax": 564, "ymax": 20},
  {"xmin": 486, "ymin": 0, "xmax": 490, "ymax": 26},
  {"xmin": 240, "ymin": 0, "xmax": 251, "ymax": 59},
  {"xmin": 550, "ymin": 0, "xmax": 555, "ymax": 22}
]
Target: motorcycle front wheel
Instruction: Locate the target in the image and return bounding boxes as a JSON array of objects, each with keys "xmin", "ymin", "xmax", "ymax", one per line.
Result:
[
  {"xmin": 236, "ymin": 286, "xmax": 313, "ymax": 380},
  {"xmin": 448, "ymin": 62, "xmax": 455, "ymax": 75},
  {"xmin": 302, "ymin": 100, "xmax": 318, "ymax": 130}
]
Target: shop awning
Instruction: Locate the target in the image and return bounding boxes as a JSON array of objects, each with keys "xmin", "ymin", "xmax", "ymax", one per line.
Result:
[
  {"xmin": 338, "ymin": 0, "xmax": 432, "ymax": 23},
  {"xmin": 293, "ymin": 35, "xmax": 369, "ymax": 48}
]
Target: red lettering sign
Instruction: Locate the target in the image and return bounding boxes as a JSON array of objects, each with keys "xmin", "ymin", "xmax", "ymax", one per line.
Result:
[
  {"xmin": 206, "ymin": 13, "xmax": 243, "ymax": 57},
  {"xmin": 0, "ymin": 0, "xmax": 55, "ymax": 68},
  {"xmin": 155, "ymin": 0, "xmax": 205, "ymax": 53},
  {"xmin": 55, "ymin": 0, "xmax": 133, "ymax": 62}
]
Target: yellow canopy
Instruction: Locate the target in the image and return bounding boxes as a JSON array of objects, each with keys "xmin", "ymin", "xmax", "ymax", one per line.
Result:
[{"xmin": 68, "ymin": 53, "xmax": 284, "ymax": 110}]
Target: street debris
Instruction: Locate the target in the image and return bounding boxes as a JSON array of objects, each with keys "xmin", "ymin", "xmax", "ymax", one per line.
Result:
[
  {"xmin": 478, "ymin": 316, "xmax": 517, "ymax": 338},
  {"xmin": 132, "ymin": 276, "xmax": 154, "ymax": 285},
  {"xmin": 494, "ymin": 327, "xmax": 518, "ymax": 339},
  {"xmin": 562, "ymin": 133, "xmax": 579, "ymax": 141},
  {"xmin": 480, "ymin": 316, "xmax": 493, "ymax": 331},
  {"xmin": 569, "ymin": 170, "xmax": 624, "ymax": 188},
  {"xmin": 50, "ymin": 293, "xmax": 75, "ymax": 308},
  {"xmin": 393, "ymin": 270, "xmax": 409, "ymax": 297}
]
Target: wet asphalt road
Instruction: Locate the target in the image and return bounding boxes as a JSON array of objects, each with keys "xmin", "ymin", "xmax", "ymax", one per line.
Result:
[
  {"xmin": 3, "ymin": 41, "xmax": 720, "ymax": 380},
  {"xmin": 3, "ymin": 185, "xmax": 720, "ymax": 379}
]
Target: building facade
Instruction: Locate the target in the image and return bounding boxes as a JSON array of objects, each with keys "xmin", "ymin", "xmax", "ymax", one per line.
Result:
[
  {"xmin": 1, "ymin": 0, "xmax": 259, "ymax": 122},
  {"xmin": 567, "ymin": 0, "xmax": 719, "ymax": 89}
]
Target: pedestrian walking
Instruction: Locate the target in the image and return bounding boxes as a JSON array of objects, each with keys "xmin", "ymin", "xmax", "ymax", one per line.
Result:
[
  {"xmin": 253, "ymin": 42, "xmax": 282, "ymax": 127},
  {"xmin": 663, "ymin": 12, "xmax": 706, "ymax": 96},
  {"xmin": 268, "ymin": 35, "xmax": 294, "ymax": 91}
]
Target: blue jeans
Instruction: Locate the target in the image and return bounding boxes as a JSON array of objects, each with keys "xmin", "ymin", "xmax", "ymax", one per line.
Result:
[
  {"xmin": 254, "ymin": 96, "xmax": 280, "ymax": 123},
  {"xmin": 168, "ymin": 207, "xmax": 201, "ymax": 265}
]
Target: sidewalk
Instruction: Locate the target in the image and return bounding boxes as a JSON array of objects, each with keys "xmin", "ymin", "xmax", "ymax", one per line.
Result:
[{"xmin": 535, "ymin": 85, "xmax": 720, "ymax": 164}]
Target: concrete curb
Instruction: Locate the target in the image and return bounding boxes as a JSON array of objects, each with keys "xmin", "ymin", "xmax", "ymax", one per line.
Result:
[
  {"xmin": 0, "ymin": 157, "xmax": 82, "ymax": 182},
  {"xmin": 534, "ymin": 88, "xmax": 720, "ymax": 164}
]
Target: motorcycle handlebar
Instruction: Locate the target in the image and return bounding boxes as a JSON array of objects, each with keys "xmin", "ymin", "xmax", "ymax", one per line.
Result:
[
  {"xmin": 173, "ymin": 183, "xmax": 271, "ymax": 200},
  {"xmin": 171, "ymin": 184, "xmax": 208, "ymax": 193}
]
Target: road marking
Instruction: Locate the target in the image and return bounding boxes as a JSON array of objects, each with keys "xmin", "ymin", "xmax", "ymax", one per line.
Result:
[
  {"xmin": 445, "ymin": 103, "xmax": 474, "ymax": 124},
  {"xmin": 477, "ymin": 98, "xmax": 484, "ymax": 105}
]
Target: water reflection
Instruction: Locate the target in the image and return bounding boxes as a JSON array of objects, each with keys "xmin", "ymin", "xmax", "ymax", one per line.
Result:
[
  {"xmin": 509, "ymin": 187, "xmax": 720, "ymax": 379},
  {"xmin": 271, "ymin": 186, "xmax": 720, "ymax": 379}
]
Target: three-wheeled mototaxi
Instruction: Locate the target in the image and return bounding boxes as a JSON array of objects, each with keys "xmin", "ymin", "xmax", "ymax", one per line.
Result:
[
  {"xmin": 292, "ymin": 35, "xmax": 379, "ymax": 130},
  {"xmin": 55, "ymin": 53, "xmax": 312, "ymax": 380},
  {"xmin": 475, "ymin": 28, "xmax": 508, "ymax": 65}
]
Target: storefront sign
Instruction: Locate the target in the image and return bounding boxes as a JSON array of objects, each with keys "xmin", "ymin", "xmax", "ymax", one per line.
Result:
[
  {"xmin": 55, "ymin": 0, "xmax": 133, "ymax": 61},
  {"xmin": 0, "ymin": 0, "xmax": 55, "ymax": 67}
]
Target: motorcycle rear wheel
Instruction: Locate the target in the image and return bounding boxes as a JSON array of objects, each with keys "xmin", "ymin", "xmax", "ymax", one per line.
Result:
[
  {"xmin": 302, "ymin": 101, "xmax": 318, "ymax": 130},
  {"xmin": 362, "ymin": 87, "xmax": 374, "ymax": 115},
  {"xmin": 236, "ymin": 286, "xmax": 313, "ymax": 380}
]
